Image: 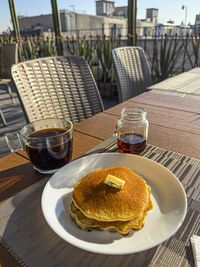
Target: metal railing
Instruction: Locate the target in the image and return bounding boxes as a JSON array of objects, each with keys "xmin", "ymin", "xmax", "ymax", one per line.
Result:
[{"xmin": 1, "ymin": 26, "xmax": 200, "ymax": 84}]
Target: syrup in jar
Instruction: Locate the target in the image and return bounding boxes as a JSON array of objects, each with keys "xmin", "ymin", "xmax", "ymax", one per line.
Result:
[
  {"xmin": 116, "ymin": 107, "xmax": 149, "ymax": 154},
  {"xmin": 117, "ymin": 133, "xmax": 146, "ymax": 154}
]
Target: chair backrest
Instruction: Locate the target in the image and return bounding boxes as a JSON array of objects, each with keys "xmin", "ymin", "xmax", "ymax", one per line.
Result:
[
  {"xmin": 112, "ymin": 46, "xmax": 152, "ymax": 102},
  {"xmin": 1, "ymin": 43, "xmax": 18, "ymax": 79},
  {"xmin": 11, "ymin": 56, "xmax": 104, "ymax": 123}
]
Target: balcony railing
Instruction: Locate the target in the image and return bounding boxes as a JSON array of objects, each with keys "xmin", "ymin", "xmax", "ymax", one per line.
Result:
[{"xmin": 1, "ymin": 26, "xmax": 200, "ymax": 87}]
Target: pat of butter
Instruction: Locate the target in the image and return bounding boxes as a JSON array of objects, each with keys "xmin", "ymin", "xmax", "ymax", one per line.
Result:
[{"xmin": 104, "ymin": 174, "xmax": 125, "ymax": 189}]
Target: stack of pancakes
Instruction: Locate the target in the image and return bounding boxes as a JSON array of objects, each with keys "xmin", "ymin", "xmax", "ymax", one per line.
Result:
[{"xmin": 70, "ymin": 166, "xmax": 153, "ymax": 235}]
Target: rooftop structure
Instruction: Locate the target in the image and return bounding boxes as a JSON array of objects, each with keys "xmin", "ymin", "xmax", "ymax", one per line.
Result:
[{"xmin": 96, "ymin": 0, "xmax": 115, "ymax": 16}]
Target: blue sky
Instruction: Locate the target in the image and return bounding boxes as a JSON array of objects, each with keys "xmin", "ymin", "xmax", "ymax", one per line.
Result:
[{"xmin": 0, "ymin": 0, "xmax": 199, "ymax": 32}]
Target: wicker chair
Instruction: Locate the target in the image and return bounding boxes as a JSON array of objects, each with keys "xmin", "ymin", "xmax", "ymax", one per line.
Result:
[
  {"xmin": 112, "ymin": 46, "xmax": 152, "ymax": 102},
  {"xmin": 11, "ymin": 56, "xmax": 104, "ymax": 123},
  {"xmin": 0, "ymin": 43, "xmax": 18, "ymax": 103},
  {"xmin": 0, "ymin": 43, "xmax": 18, "ymax": 125}
]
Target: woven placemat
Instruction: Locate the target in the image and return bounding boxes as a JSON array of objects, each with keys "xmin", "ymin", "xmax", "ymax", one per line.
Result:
[{"xmin": 1, "ymin": 137, "xmax": 200, "ymax": 267}]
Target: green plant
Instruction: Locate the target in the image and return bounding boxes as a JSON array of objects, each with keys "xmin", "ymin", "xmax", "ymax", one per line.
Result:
[
  {"xmin": 20, "ymin": 34, "xmax": 57, "ymax": 60},
  {"xmin": 22, "ymin": 36, "xmax": 36, "ymax": 60},
  {"xmin": 0, "ymin": 35, "xmax": 15, "ymax": 44},
  {"xmin": 66, "ymin": 35, "xmax": 97, "ymax": 66},
  {"xmin": 78, "ymin": 36, "xmax": 97, "ymax": 66},
  {"xmin": 65, "ymin": 35, "xmax": 76, "ymax": 55},
  {"xmin": 152, "ymin": 34, "xmax": 185, "ymax": 81},
  {"xmin": 187, "ymin": 34, "xmax": 200, "ymax": 68},
  {"xmin": 36, "ymin": 35, "xmax": 56, "ymax": 57},
  {"xmin": 181, "ymin": 33, "xmax": 190, "ymax": 72},
  {"xmin": 96, "ymin": 34, "xmax": 121, "ymax": 83}
]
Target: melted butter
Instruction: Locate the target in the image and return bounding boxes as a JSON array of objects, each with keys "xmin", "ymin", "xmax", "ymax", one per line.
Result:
[{"xmin": 103, "ymin": 174, "xmax": 125, "ymax": 189}]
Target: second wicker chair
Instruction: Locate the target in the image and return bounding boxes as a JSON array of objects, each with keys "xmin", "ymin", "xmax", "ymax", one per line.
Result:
[
  {"xmin": 11, "ymin": 56, "xmax": 104, "ymax": 123},
  {"xmin": 112, "ymin": 46, "xmax": 152, "ymax": 102}
]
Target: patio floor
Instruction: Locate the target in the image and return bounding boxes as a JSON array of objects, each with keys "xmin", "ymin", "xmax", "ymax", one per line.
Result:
[{"xmin": 0, "ymin": 84, "xmax": 118, "ymax": 158}]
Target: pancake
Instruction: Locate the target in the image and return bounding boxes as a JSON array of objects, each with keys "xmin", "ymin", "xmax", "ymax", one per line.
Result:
[
  {"xmin": 70, "ymin": 201, "xmax": 150, "ymax": 235},
  {"xmin": 72, "ymin": 166, "xmax": 152, "ymax": 222}
]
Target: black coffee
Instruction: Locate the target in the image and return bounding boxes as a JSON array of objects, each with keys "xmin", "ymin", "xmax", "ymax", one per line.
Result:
[{"xmin": 25, "ymin": 128, "xmax": 72, "ymax": 171}]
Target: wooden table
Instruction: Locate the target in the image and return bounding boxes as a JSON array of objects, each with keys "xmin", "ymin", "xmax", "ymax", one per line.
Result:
[
  {"xmin": 1, "ymin": 90, "xmax": 200, "ymax": 266},
  {"xmin": 148, "ymin": 69, "xmax": 200, "ymax": 95},
  {"xmin": 188, "ymin": 67, "xmax": 200, "ymax": 74}
]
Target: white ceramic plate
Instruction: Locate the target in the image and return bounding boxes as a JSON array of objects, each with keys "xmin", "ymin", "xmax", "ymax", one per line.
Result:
[{"xmin": 41, "ymin": 153, "xmax": 187, "ymax": 255}]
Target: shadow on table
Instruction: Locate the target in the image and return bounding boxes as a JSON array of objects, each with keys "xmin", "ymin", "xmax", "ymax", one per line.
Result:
[{"xmin": 0, "ymin": 162, "xmax": 44, "ymax": 202}]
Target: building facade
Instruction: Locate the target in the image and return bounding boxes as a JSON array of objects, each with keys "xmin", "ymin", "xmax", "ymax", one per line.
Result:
[
  {"xmin": 19, "ymin": 11, "xmax": 127, "ymax": 37},
  {"xmin": 194, "ymin": 13, "xmax": 200, "ymax": 32},
  {"xmin": 18, "ymin": 0, "xmax": 159, "ymax": 38}
]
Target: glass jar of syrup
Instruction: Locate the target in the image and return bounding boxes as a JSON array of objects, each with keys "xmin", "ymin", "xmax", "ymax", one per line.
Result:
[{"xmin": 116, "ymin": 107, "xmax": 149, "ymax": 154}]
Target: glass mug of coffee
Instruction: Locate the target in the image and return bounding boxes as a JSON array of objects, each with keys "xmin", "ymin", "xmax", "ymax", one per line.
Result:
[
  {"xmin": 115, "ymin": 107, "xmax": 149, "ymax": 154},
  {"xmin": 5, "ymin": 118, "xmax": 73, "ymax": 174}
]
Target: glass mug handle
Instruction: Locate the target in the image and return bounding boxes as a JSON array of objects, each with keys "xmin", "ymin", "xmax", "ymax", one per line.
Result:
[
  {"xmin": 113, "ymin": 118, "xmax": 120, "ymax": 137},
  {"xmin": 5, "ymin": 132, "xmax": 24, "ymax": 152}
]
